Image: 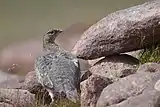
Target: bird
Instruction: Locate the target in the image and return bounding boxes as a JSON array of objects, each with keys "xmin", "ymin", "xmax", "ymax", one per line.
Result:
[{"xmin": 35, "ymin": 29, "xmax": 80, "ymax": 103}]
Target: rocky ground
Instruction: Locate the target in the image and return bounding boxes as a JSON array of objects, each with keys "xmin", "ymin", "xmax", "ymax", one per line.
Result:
[{"xmin": 0, "ymin": 0, "xmax": 160, "ymax": 107}]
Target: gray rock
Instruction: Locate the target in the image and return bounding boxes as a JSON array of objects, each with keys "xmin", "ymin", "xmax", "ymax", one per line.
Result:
[
  {"xmin": 0, "ymin": 88, "xmax": 35, "ymax": 107},
  {"xmin": 138, "ymin": 63, "xmax": 160, "ymax": 92},
  {"xmin": 72, "ymin": 0, "xmax": 160, "ymax": 60},
  {"xmin": 20, "ymin": 71, "xmax": 51, "ymax": 104},
  {"xmin": 137, "ymin": 62, "xmax": 160, "ymax": 73},
  {"xmin": 89, "ymin": 54, "xmax": 139, "ymax": 82},
  {"xmin": 81, "ymin": 75, "xmax": 112, "ymax": 107},
  {"xmin": 108, "ymin": 89, "xmax": 160, "ymax": 107},
  {"xmin": 140, "ymin": 63, "xmax": 160, "ymax": 92},
  {"xmin": 96, "ymin": 63, "xmax": 160, "ymax": 107},
  {"xmin": 21, "ymin": 71, "xmax": 42, "ymax": 94}
]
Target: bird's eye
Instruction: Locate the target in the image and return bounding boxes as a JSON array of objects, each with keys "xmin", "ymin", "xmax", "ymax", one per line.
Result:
[{"xmin": 47, "ymin": 30, "xmax": 55, "ymax": 34}]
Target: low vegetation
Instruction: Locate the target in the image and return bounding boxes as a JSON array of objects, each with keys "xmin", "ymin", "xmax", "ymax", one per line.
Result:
[
  {"xmin": 33, "ymin": 91, "xmax": 81, "ymax": 107},
  {"xmin": 138, "ymin": 44, "xmax": 160, "ymax": 64},
  {"xmin": 34, "ymin": 99, "xmax": 80, "ymax": 107}
]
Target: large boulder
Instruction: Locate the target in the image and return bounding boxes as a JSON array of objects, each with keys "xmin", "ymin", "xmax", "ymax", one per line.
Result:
[
  {"xmin": 96, "ymin": 63, "xmax": 160, "ymax": 107},
  {"xmin": 108, "ymin": 89, "xmax": 160, "ymax": 107},
  {"xmin": 89, "ymin": 54, "xmax": 139, "ymax": 81},
  {"xmin": 81, "ymin": 75, "xmax": 112, "ymax": 107},
  {"xmin": 72, "ymin": 0, "xmax": 160, "ymax": 60},
  {"xmin": 0, "ymin": 89, "xmax": 35, "ymax": 107}
]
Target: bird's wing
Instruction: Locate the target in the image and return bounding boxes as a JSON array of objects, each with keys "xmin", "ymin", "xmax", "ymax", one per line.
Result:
[
  {"xmin": 35, "ymin": 53, "xmax": 58, "ymax": 88},
  {"xmin": 35, "ymin": 52, "xmax": 80, "ymax": 89},
  {"xmin": 35, "ymin": 67, "xmax": 54, "ymax": 88},
  {"xmin": 57, "ymin": 48, "xmax": 80, "ymax": 69},
  {"xmin": 47, "ymin": 55, "xmax": 80, "ymax": 101}
]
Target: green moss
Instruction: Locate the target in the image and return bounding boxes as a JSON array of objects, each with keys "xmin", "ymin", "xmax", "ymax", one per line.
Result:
[{"xmin": 138, "ymin": 45, "xmax": 160, "ymax": 64}]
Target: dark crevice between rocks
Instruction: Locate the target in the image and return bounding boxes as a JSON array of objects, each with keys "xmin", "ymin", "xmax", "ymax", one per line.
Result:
[
  {"xmin": 116, "ymin": 97, "xmax": 127, "ymax": 104},
  {"xmin": 119, "ymin": 69, "xmax": 136, "ymax": 78}
]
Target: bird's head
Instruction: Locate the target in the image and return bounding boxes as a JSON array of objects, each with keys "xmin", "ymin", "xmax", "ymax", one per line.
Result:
[{"xmin": 43, "ymin": 29, "xmax": 63, "ymax": 44}]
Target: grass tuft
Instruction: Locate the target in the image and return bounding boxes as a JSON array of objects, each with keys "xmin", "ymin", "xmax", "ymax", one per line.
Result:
[{"xmin": 138, "ymin": 44, "xmax": 160, "ymax": 64}]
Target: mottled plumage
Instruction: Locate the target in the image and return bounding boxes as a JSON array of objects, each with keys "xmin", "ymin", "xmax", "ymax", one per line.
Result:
[{"xmin": 35, "ymin": 29, "xmax": 80, "ymax": 103}]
